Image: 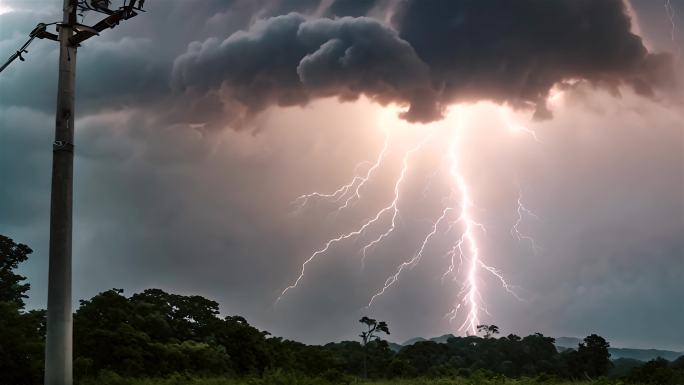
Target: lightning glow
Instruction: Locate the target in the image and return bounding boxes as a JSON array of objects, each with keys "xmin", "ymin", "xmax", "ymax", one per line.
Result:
[
  {"xmin": 280, "ymin": 105, "xmax": 536, "ymax": 336},
  {"xmin": 502, "ymin": 109, "xmax": 542, "ymax": 143},
  {"xmin": 0, "ymin": 1, "xmax": 13, "ymax": 16}
]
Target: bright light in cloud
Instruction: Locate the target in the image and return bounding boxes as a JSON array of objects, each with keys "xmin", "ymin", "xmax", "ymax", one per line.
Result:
[
  {"xmin": 0, "ymin": 2, "xmax": 13, "ymax": 16},
  {"xmin": 501, "ymin": 109, "xmax": 542, "ymax": 143}
]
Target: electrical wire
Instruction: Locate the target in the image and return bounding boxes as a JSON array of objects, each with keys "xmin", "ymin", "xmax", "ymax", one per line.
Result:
[{"xmin": 0, "ymin": 22, "xmax": 58, "ymax": 74}]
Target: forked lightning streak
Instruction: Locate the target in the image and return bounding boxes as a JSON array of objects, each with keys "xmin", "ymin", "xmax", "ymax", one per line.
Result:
[{"xmin": 280, "ymin": 110, "xmax": 536, "ymax": 335}]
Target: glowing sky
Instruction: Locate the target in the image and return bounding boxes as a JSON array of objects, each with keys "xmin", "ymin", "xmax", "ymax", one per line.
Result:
[{"xmin": 0, "ymin": 0, "xmax": 682, "ymax": 350}]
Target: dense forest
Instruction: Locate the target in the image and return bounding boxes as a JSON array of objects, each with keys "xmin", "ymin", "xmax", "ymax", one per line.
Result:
[{"xmin": 2, "ymin": 234, "xmax": 683, "ymax": 385}]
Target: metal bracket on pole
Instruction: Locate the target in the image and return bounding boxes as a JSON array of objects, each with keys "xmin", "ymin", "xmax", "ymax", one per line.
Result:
[{"xmin": 53, "ymin": 141, "xmax": 75, "ymax": 153}]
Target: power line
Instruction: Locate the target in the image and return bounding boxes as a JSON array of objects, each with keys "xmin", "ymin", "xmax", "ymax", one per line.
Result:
[{"xmin": 0, "ymin": 22, "xmax": 59, "ymax": 73}]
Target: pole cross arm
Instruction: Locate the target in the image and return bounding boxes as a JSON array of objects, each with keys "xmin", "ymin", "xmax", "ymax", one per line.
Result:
[
  {"xmin": 29, "ymin": 23, "xmax": 58, "ymax": 41},
  {"xmin": 70, "ymin": 5, "xmax": 139, "ymax": 45},
  {"xmin": 35, "ymin": 27, "xmax": 60, "ymax": 42}
]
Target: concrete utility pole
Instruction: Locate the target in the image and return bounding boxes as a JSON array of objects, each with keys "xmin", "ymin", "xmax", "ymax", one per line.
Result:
[
  {"xmin": 1, "ymin": 1, "xmax": 146, "ymax": 384},
  {"xmin": 44, "ymin": 1, "xmax": 77, "ymax": 383},
  {"xmin": 46, "ymin": 3, "xmax": 145, "ymax": 384}
]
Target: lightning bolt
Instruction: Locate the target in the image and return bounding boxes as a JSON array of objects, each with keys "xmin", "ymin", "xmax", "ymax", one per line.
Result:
[
  {"xmin": 292, "ymin": 129, "xmax": 390, "ymax": 213},
  {"xmin": 277, "ymin": 134, "xmax": 431, "ymax": 302},
  {"xmin": 664, "ymin": 0, "xmax": 683, "ymax": 59},
  {"xmin": 280, "ymin": 107, "xmax": 526, "ymax": 337},
  {"xmin": 447, "ymin": 172, "xmax": 521, "ymax": 334},
  {"xmin": 365, "ymin": 114, "xmax": 520, "ymax": 335},
  {"xmin": 336, "ymin": 131, "xmax": 391, "ymax": 213},
  {"xmin": 665, "ymin": 0, "xmax": 677, "ymax": 43},
  {"xmin": 367, "ymin": 205, "xmax": 453, "ymax": 307},
  {"xmin": 452, "ymin": 173, "xmax": 483, "ymax": 334},
  {"xmin": 511, "ymin": 190, "xmax": 542, "ymax": 255},
  {"xmin": 360, "ymin": 133, "xmax": 434, "ymax": 265}
]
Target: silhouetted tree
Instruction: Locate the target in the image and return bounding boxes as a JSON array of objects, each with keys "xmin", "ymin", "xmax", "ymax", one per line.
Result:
[
  {"xmin": 0, "ymin": 234, "xmax": 32, "ymax": 306},
  {"xmin": 578, "ymin": 334, "xmax": 612, "ymax": 378},
  {"xmin": 214, "ymin": 315, "xmax": 271, "ymax": 375},
  {"xmin": 477, "ymin": 324, "xmax": 500, "ymax": 339},
  {"xmin": 359, "ymin": 316, "xmax": 389, "ymax": 378},
  {"xmin": 0, "ymin": 235, "xmax": 45, "ymax": 384}
]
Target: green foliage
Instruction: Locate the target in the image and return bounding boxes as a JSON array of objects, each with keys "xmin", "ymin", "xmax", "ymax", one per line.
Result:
[
  {"xmin": 579, "ymin": 334, "xmax": 613, "ymax": 378},
  {"xmin": 74, "ymin": 288, "xmax": 234, "ymax": 378},
  {"xmin": 609, "ymin": 358, "xmax": 644, "ymax": 378},
  {"xmin": 626, "ymin": 357, "xmax": 684, "ymax": 384},
  {"xmin": 0, "ymin": 302, "xmax": 45, "ymax": 384},
  {"xmin": 0, "ymin": 235, "xmax": 45, "ymax": 384},
  {"xmin": 75, "ymin": 375, "xmax": 649, "ymax": 385},
  {"xmin": 0, "ymin": 234, "xmax": 32, "ymax": 306},
  {"xmin": 394, "ymin": 332, "xmax": 569, "ymax": 378}
]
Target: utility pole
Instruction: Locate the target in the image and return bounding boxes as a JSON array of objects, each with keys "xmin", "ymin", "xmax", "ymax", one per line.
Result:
[
  {"xmin": 44, "ymin": 0, "xmax": 77, "ymax": 383},
  {"xmin": 1, "ymin": 2, "xmax": 145, "ymax": 384}
]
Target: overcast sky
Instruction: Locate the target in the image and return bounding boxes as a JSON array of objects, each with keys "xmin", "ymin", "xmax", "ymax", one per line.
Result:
[{"xmin": 1, "ymin": 0, "xmax": 682, "ymax": 351}]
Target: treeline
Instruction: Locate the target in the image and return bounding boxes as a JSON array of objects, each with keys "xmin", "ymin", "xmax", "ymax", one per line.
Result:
[{"xmin": 2, "ymin": 234, "xmax": 683, "ymax": 384}]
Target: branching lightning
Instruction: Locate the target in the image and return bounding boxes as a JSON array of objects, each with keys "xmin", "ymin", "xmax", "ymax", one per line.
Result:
[
  {"xmin": 359, "ymin": 134, "xmax": 433, "ymax": 265},
  {"xmin": 665, "ymin": 0, "xmax": 678, "ymax": 43},
  {"xmin": 277, "ymin": 133, "xmax": 430, "ymax": 303},
  {"xmin": 664, "ymin": 0, "xmax": 682, "ymax": 59},
  {"xmin": 512, "ymin": 190, "xmax": 542, "ymax": 255},
  {"xmin": 367, "ymin": 205, "xmax": 453, "ymax": 307},
  {"xmin": 280, "ymin": 107, "xmax": 536, "ymax": 335},
  {"xmin": 291, "ymin": 129, "xmax": 390, "ymax": 214}
]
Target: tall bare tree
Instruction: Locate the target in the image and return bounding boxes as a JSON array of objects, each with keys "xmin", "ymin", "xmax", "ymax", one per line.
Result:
[{"xmin": 359, "ymin": 316, "xmax": 390, "ymax": 378}]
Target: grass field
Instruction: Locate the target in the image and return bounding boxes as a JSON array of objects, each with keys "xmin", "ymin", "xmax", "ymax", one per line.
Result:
[
  {"xmin": 78, "ymin": 372, "xmax": 633, "ymax": 385},
  {"xmin": 80, "ymin": 380, "xmax": 628, "ymax": 385}
]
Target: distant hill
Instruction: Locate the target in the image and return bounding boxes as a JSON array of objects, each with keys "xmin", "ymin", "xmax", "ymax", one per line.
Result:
[
  {"xmin": 401, "ymin": 337, "xmax": 427, "ymax": 346},
  {"xmin": 555, "ymin": 336, "xmax": 582, "ymax": 348},
  {"xmin": 391, "ymin": 335, "xmax": 683, "ymax": 363},
  {"xmin": 429, "ymin": 334, "xmax": 456, "ymax": 344},
  {"xmin": 608, "ymin": 348, "xmax": 683, "ymax": 362},
  {"xmin": 554, "ymin": 336, "xmax": 683, "ymax": 362},
  {"xmin": 387, "ymin": 342, "xmax": 403, "ymax": 353},
  {"xmin": 401, "ymin": 334, "xmax": 455, "ymax": 347}
]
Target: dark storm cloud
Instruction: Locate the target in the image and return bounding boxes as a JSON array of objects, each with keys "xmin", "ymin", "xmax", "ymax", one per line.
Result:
[
  {"xmin": 172, "ymin": 14, "xmax": 437, "ymax": 124},
  {"xmin": 171, "ymin": 0, "xmax": 675, "ymax": 124},
  {"xmin": 393, "ymin": 0, "xmax": 675, "ymax": 119},
  {"xmin": 0, "ymin": 0, "xmax": 321, "ymax": 116}
]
